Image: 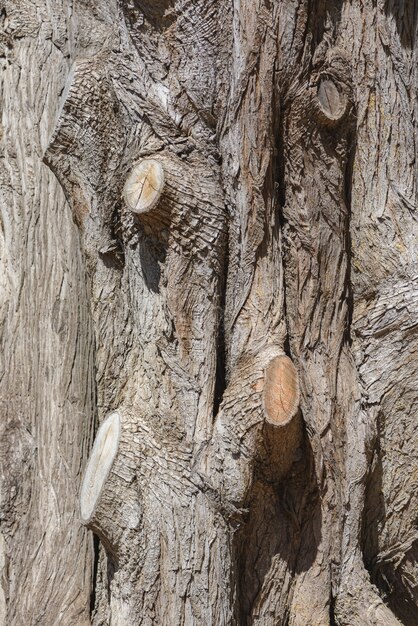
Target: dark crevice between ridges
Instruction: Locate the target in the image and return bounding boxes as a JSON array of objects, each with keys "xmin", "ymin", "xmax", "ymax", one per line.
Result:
[
  {"xmin": 89, "ymin": 534, "xmax": 100, "ymax": 616},
  {"xmin": 343, "ymin": 126, "xmax": 356, "ymax": 346},
  {"xmin": 213, "ymin": 221, "xmax": 229, "ymax": 417},
  {"xmin": 99, "ymin": 202, "xmax": 125, "ymax": 270},
  {"xmin": 361, "ymin": 412, "xmax": 418, "ymax": 626},
  {"xmin": 329, "ymin": 588, "xmax": 337, "ymax": 626},
  {"xmin": 275, "ymin": 99, "xmax": 287, "ymax": 213},
  {"xmin": 88, "ymin": 306, "xmax": 100, "ymax": 619},
  {"xmin": 235, "ymin": 431, "xmax": 322, "ymax": 626},
  {"xmin": 273, "ymin": 85, "xmax": 293, "ymax": 362}
]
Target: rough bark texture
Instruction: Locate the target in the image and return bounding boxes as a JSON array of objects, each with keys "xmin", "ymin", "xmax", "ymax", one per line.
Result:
[{"xmin": 1, "ymin": 0, "xmax": 417, "ymax": 625}]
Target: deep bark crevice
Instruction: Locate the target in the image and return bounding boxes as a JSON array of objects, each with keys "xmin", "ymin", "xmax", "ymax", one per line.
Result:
[
  {"xmin": 98, "ymin": 203, "xmax": 125, "ymax": 270},
  {"xmin": 213, "ymin": 222, "xmax": 229, "ymax": 417},
  {"xmin": 342, "ymin": 127, "xmax": 356, "ymax": 345},
  {"xmin": 90, "ymin": 535, "xmax": 101, "ymax": 616},
  {"xmin": 329, "ymin": 591, "xmax": 337, "ymax": 626},
  {"xmin": 235, "ymin": 431, "xmax": 321, "ymax": 625},
  {"xmin": 362, "ymin": 413, "xmax": 418, "ymax": 626},
  {"xmin": 385, "ymin": 0, "xmax": 418, "ymax": 50}
]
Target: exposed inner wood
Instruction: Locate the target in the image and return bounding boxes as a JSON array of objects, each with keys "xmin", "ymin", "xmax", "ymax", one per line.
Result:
[
  {"xmin": 80, "ymin": 411, "xmax": 121, "ymax": 523},
  {"xmin": 317, "ymin": 76, "xmax": 347, "ymax": 121},
  {"xmin": 123, "ymin": 159, "xmax": 165, "ymax": 214},
  {"xmin": 263, "ymin": 355, "xmax": 300, "ymax": 426}
]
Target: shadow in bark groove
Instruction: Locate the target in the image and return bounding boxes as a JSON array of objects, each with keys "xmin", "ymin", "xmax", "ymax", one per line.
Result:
[
  {"xmin": 213, "ymin": 228, "xmax": 228, "ymax": 417},
  {"xmin": 137, "ymin": 231, "xmax": 167, "ymax": 294},
  {"xmin": 305, "ymin": 0, "xmax": 345, "ymax": 66},
  {"xmin": 90, "ymin": 535, "xmax": 101, "ymax": 616},
  {"xmin": 235, "ymin": 432, "xmax": 321, "ymax": 625},
  {"xmin": 362, "ymin": 431, "xmax": 385, "ymax": 589},
  {"xmin": 123, "ymin": 0, "xmax": 177, "ymax": 31},
  {"xmin": 343, "ymin": 127, "xmax": 357, "ymax": 345},
  {"xmin": 99, "ymin": 204, "xmax": 126, "ymax": 270},
  {"xmin": 383, "ymin": 540, "xmax": 418, "ymax": 626},
  {"xmin": 384, "ymin": 0, "xmax": 418, "ymax": 49},
  {"xmin": 362, "ymin": 413, "xmax": 418, "ymax": 626}
]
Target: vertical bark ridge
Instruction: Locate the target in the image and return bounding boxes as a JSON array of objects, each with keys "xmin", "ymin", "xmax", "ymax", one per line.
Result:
[
  {"xmin": 0, "ymin": 2, "xmax": 95, "ymax": 624},
  {"xmin": 346, "ymin": 1, "xmax": 418, "ymax": 623}
]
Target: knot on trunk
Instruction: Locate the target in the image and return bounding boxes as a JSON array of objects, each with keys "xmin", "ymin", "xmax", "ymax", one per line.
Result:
[
  {"xmin": 312, "ymin": 50, "xmax": 352, "ymax": 127},
  {"xmin": 263, "ymin": 355, "xmax": 300, "ymax": 426},
  {"xmin": 80, "ymin": 410, "xmax": 142, "ymax": 560},
  {"xmin": 123, "ymin": 159, "xmax": 165, "ymax": 215},
  {"xmin": 315, "ymin": 75, "xmax": 349, "ymax": 125}
]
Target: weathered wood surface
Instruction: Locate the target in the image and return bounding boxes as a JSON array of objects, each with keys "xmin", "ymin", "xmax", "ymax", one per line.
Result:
[
  {"xmin": 0, "ymin": 0, "xmax": 417, "ymax": 625},
  {"xmin": 0, "ymin": 3, "xmax": 95, "ymax": 625}
]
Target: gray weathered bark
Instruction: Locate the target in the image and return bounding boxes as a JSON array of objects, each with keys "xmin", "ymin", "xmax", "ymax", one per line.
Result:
[{"xmin": 1, "ymin": 1, "xmax": 417, "ymax": 625}]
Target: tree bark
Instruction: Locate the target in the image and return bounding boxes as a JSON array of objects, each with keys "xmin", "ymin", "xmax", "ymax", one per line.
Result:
[{"xmin": 1, "ymin": 1, "xmax": 417, "ymax": 625}]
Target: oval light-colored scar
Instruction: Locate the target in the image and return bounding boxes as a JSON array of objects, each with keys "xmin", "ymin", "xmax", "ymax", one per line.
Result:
[
  {"xmin": 80, "ymin": 411, "xmax": 121, "ymax": 523},
  {"xmin": 317, "ymin": 76, "xmax": 348, "ymax": 122},
  {"xmin": 263, "ymin": 355, "xmax": 300, "ymax": 426},
  {"xmin": 123, "ymin": 159, "xmax": 165, "ymax": 214}
]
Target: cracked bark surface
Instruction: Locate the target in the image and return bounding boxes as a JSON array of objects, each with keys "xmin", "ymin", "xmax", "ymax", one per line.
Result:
[{"xmin": 1, "ymin": 0, "xmax": 417, "ymax": 625}]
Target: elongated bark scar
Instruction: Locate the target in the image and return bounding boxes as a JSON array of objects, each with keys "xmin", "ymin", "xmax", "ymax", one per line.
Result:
[
  {"xmin": 123, "ymin": 159, "xmax": 165, "ymax": 214},
  {"xmin": 80, "ymin": 411, "xmax": 120, "ymax": 523},
  {"xmin": 263, "ymin": 356, "xmax": 300, "ymax": 426},
  {"xmin": 316, "ymin": 75, "xmax": 348, "ymax": 124}
]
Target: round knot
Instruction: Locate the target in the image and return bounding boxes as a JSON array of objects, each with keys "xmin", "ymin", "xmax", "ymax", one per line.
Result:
[
  {"xmin": 123, "ymin": 159, "xmax": 165, "ymax": 214},
  {"xmin": 316, "ymin": 74, "xmax": 349, "ymax": 125}
]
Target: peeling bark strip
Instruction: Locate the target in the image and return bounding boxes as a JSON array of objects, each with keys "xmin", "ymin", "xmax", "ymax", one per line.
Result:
[{"xmin": 1, "ymin": 0, "xmax": 418, "ymax": 625}]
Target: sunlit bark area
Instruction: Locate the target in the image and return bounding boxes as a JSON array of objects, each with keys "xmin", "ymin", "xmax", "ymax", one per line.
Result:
[{"xmin": 1, "ymin": 1, "xmax": 417, "ymax": 624}]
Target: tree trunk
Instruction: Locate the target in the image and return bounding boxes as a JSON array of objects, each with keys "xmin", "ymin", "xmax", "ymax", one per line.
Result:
[{"xmin": 1, "ymin": 1, "xmax": 417, "ymax": 625}]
